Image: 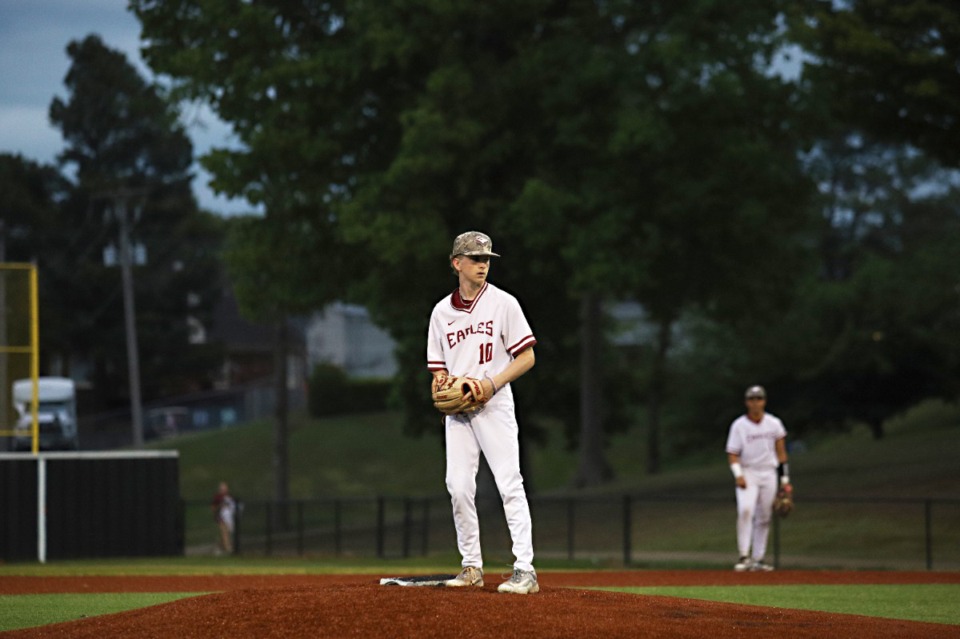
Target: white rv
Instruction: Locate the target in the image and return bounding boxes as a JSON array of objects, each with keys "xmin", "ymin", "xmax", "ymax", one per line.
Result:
[{"xmin": 10, "ymin": 377, "xmax": 79, "ymax": 451}]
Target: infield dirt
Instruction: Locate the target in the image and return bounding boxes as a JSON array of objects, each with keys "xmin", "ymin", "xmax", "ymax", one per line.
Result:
[{"xmin": 2, "ymin": 570, "xmax": 958, "ymax": 638}]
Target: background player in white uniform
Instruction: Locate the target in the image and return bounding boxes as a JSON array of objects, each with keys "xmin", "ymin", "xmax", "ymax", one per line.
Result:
[
  {"xmin": 725, "ymin": 385, "xmax": 791, "ymax": 571},
  {"xmin": 427, "ymin": 231, "xmax": 539, "ymax": 594}
]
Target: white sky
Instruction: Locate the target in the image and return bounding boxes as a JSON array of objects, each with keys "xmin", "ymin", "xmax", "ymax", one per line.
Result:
[{"xmin": 0, "ymin": 0, "xmax": 252, "ymax": 215}]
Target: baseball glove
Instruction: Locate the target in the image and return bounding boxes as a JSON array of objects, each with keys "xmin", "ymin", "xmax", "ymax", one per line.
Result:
[
  {"xmin": 432, "ymin": 375, "xmax": 490, "ymax": 415},
  {"xmin": 773, "ymin": 484, "xmax": 794, "ymax": 517}
]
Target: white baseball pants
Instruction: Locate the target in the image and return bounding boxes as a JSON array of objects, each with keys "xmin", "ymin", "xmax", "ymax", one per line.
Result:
[
  {"xmin": 445, "ymin": 402, "xmax": 534, "ymax": 572},
  {"xmin": 735, "ymin": 466, "xmax": 778, "ymax": 560}
]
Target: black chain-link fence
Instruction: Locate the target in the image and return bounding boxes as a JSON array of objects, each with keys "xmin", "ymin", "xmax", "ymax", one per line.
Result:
[{"xmin": 182, "ymin": 494, "xmax": 960, "ymax": 570}]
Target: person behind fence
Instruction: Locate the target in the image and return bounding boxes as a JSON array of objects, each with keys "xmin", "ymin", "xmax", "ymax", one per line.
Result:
[
  {"xmin": 725, "ymin": 385, "xmax": 791, "ymax": 572},
  {"xmin": 427, "ymin": 231, "xmax": 539, "ymax": 594},
  {"xmin": 211, "ymin": 481, "xmax": 237, "ymax": 556}
]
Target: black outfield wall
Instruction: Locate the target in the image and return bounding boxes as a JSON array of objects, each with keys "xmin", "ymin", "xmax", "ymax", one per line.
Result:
[{"xmin": 0, "ymin": 451, "xmax": 182, "ymax": 562}]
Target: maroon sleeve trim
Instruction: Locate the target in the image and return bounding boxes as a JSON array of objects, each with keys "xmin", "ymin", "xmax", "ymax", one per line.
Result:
[{"xmin": 508, "ymin": 336, "xmax": 537, "ymax": 356}]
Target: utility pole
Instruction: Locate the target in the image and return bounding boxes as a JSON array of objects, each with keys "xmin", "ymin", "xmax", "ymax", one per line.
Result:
[{"xmin": 102, "ymin": 190, "xmax": 147, "ymax": 449}]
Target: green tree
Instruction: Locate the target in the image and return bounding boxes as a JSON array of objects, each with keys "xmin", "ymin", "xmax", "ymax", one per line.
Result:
[
  {"xmin": 133, "ymin": 0, "xmax": 372, "ymax": 500},
  {"xmin": 222, "ymin": 211, "xmax": 348, "ymax": 507},
  {"xmin": 797, "ymin": 0, "xmax": 960, "ymax": 167},
  {"xmin": 507, "ymin": 1, "xmax": 816, "ymax": 478},
  {"xmin": 0, "ymin": 154, "xmax": 73, "ymax": 430},
  {"xmin": 669, "ymin": 136, "xmax": 960, "ymax": 445},
  {"xmin": 47, "ymin": 35, "xmax": 222, "ymax": 407},
  {"xmin": 0, "ymin": 154, "xmax": 68, "ymax": 262},
  {"xmin": 133, "ymin": 1, "xmax": 817, "ymax": 485},
  {"xmin": 781, "ymin": 138, "xmax": 960, "ymax": 438},
  {"xmin": 132, "ymin": 0, "xmax": 555, "ymax": 439}
]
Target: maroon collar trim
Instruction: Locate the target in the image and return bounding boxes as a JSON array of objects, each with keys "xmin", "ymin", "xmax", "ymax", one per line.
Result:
[{"xmin": 451, "ymin": 282, "xmax": 488, "ymax": 312}]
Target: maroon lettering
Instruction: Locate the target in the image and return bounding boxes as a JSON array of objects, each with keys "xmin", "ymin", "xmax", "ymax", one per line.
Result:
[{"xmin": 446, "ymin": 320, "xmax": 495, "ymax": 349}]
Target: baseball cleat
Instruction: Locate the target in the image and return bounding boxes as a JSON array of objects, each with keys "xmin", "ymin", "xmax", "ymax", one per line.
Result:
[
  {"xmin": 733, "ymin": 556, "xmax": 753, "ymax": 572},
  {"xmin": 445, "ymin": 566, "xmax": 484, "ymax": 587},
  {"xmin": 497, "ymin": 569, "xmax": 539, "ymax": 594},
  {"xmin": 751, "ymin": 560, "xmax": 774, "ymax": 572}
]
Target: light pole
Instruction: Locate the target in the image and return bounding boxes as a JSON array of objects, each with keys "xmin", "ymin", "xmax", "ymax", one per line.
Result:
[{"xmin": 104, "ymin": 191, "xmax": 147, "ymax": 449}]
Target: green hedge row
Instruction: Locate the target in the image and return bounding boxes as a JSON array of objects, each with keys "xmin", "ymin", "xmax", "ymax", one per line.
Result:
[{"xmin": 307, "ymin": 363, "xmax": 391, "ymax": 416}]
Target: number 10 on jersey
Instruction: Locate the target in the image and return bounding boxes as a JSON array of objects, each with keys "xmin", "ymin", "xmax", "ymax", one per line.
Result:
[{"xmin": 479, "ymin": 342, "xmax": 493, "ymax": 364}]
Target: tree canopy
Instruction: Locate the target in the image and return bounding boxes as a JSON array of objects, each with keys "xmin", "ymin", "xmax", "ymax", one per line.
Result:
[
  {"xmin": 130, "ymin": 0, "xmax": 821, "ymax": 481},
  {"xmin": 129, "ymin": 0, "xmax": 960, "ymax": 481},
  {"xmin": 40, "ymin": 35, "xmax": 223, "ymax": 402},
  {"xmin": 797, "ymin": 0, "xmax": 960, "ymax": 166}
]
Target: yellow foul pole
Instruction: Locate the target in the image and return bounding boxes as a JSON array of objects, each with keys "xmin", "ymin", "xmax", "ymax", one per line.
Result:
[{"xmin": 29, "ymin": 263, "xmax": 39, "ymax": 455}]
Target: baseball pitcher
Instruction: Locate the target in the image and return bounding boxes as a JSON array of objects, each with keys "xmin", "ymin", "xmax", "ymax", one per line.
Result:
[{"xmin": 427, "ymin": 231, "xmax": 539, "ymax": 594}]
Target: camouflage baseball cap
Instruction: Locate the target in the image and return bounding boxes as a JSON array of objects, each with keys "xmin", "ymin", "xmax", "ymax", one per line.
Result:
[
  {"xmin": 450, "ymin": 231, "xmax": 500, "ymax": 258},
  {"xmin": 745, "ymin": 385, "xmax": 766, "ymax": 399}
]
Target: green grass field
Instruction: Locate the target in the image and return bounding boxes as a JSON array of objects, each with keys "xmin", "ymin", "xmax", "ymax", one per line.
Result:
[
  {"xmin": 603, "ymin": 584, "xmax": 960, "ymax": 625},
  {"xmin": 0, "ymin": 593, "xmax": 207, "ymax": 631}
]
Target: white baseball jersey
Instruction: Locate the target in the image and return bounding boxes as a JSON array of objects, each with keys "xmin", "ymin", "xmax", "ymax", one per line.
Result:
[
  {"xmin": 427, "ymin": 282, "xmax": 536, "ymax": 403},
  {"xmin": 427, "ymin": 280, "xmax": 537, "ymax": 572},
  {"xmin": 725, "ymin": 412, "xmax": 786, "ymax": 470}
]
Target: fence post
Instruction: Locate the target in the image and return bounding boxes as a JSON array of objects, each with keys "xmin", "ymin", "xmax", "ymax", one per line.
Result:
[
  {"xmin": 567, "ymin": 497, "xmax": 575, "ymax": 561},
  {"xmin": 925, "ymin": 499, "xmax": 933, "ymax": 570},
  {"xmin": 622, "ymin": 495, "xmax": 632, "ymax": 566},
  {"xmin": 376, "ymin": 496, "xmax": 386, "ymax": 558},
  {"xmin": 265, "ymin": 502, "xmax": 273, "ymax": 556},
  {"xmin": 297, "ymin": 500, "xmax": 304, "ymax": 556},
  {"xmin": 421, "ymin": 498, "xmax": 430, "ymax": 556},
  {"xmin": 402, "ymin": 498, "xmax": 412, "ymax": 559},
  {"xmin": 334, "ymin": 499, "xmax": 342, "ymax": 556},
  {"xmin": 178, "ymin": 498, "xmax": 187, "ymax": 556},
  {"xmin": 234, "ymin": 500, "xmax": 242, "ymax": 555},
  {"xmin": 773, "ymin": 513, "xmax": 781, "ymax": 568}
]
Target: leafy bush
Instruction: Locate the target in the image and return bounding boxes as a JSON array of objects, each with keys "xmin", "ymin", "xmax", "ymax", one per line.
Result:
[{"xmin": 308, "ymin": 363, "xmax": 390, "ymax": 416}]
